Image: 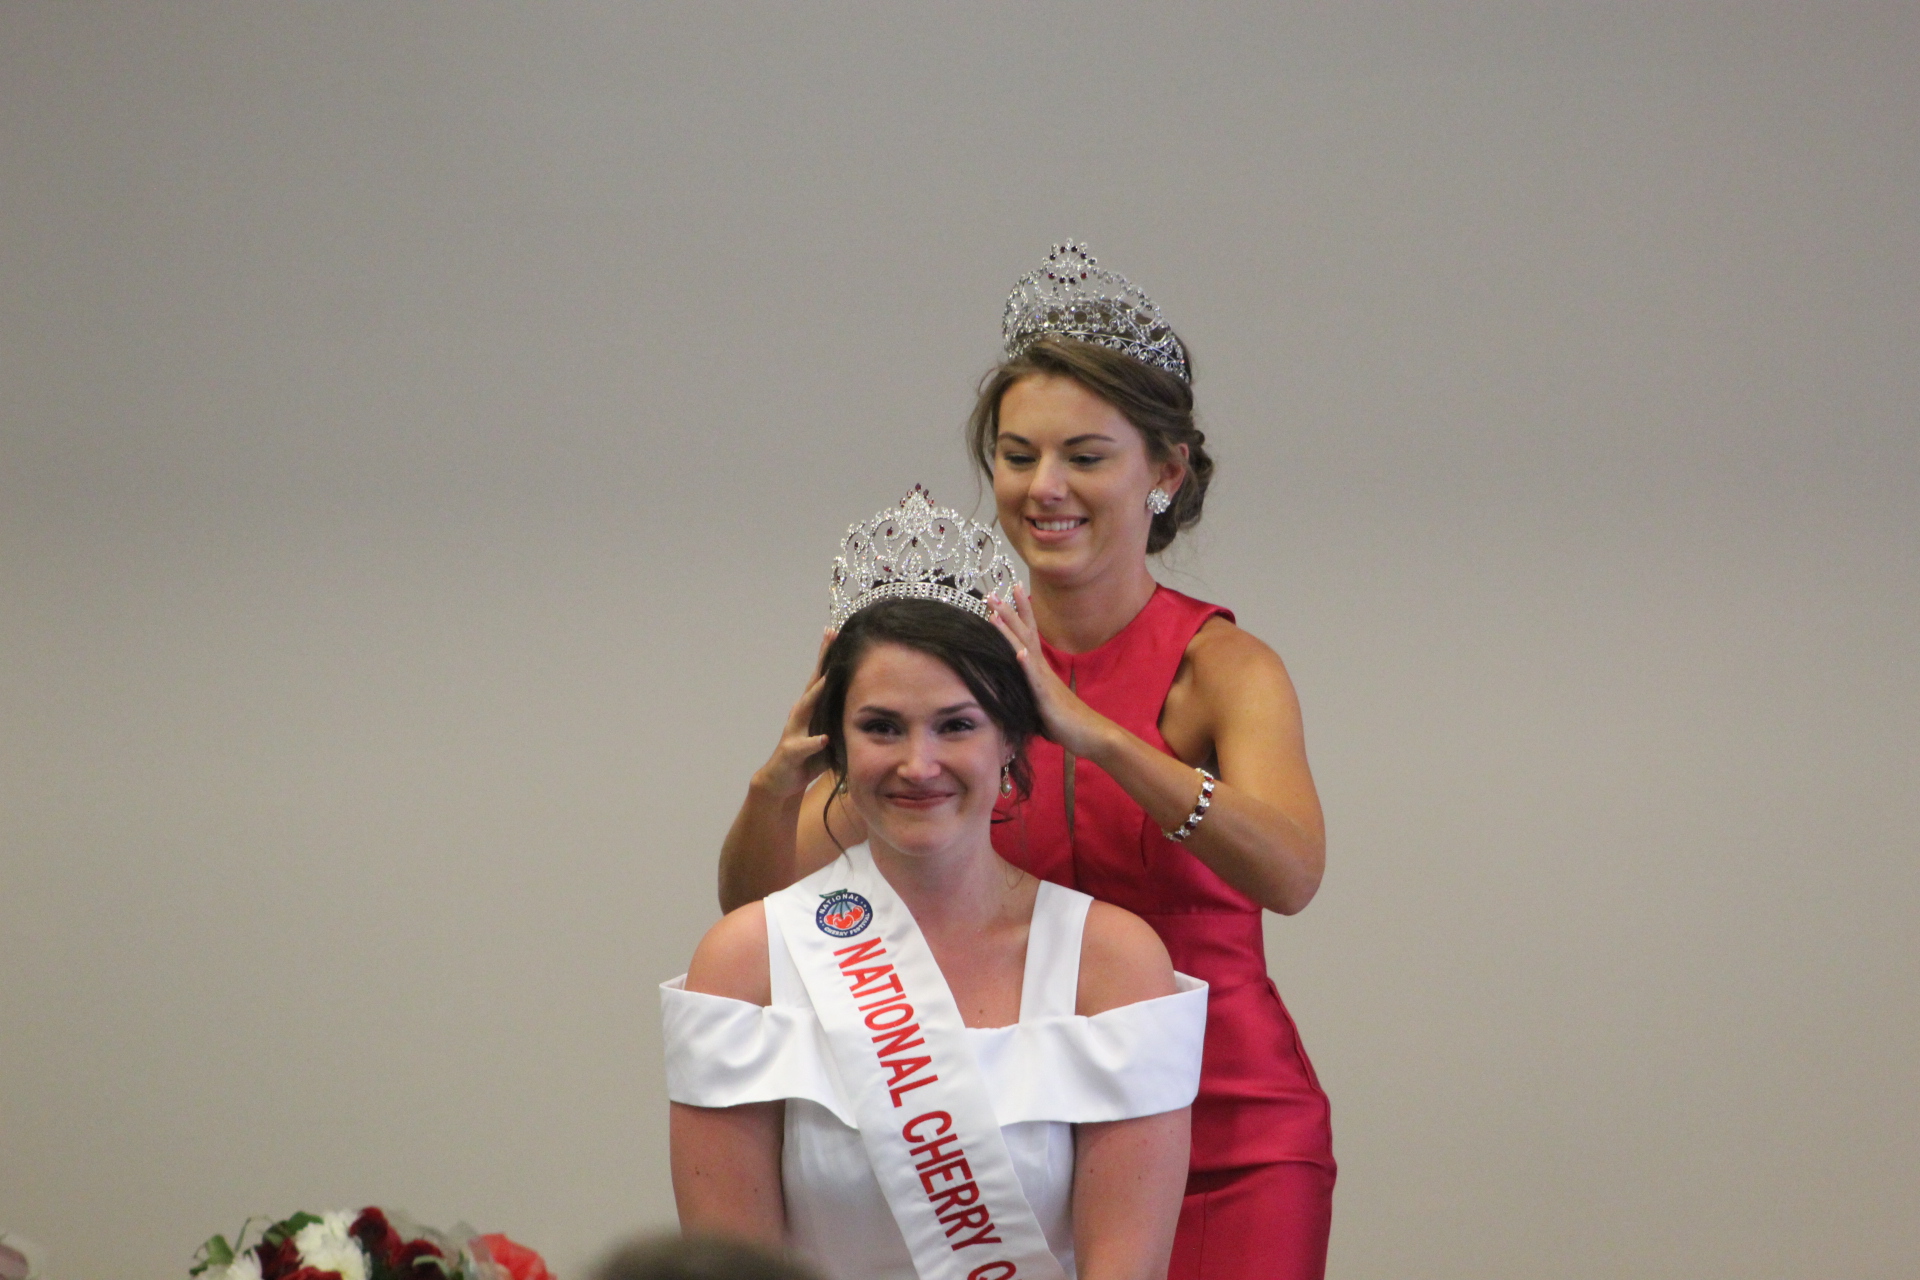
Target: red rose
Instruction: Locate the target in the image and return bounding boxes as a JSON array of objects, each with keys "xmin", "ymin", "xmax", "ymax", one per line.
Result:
[
  {"xmin": 282, "ymin": 1270, "xmax": 345, "ymax": 1280},
  {"xmin": 475, "ymin": 1235, "xmax": 553, "ymax": 1280},
  {"xmin": 256, "ymin": 1238, "xmax": 303, "ymax": 1280},
  {"xmin": 397, "ymin": 1238, "xmax": 446, "ymax": 1274},
  {"xmin": 350, "ymin": 1208, "xmax": 406, "ymax": 1270}
]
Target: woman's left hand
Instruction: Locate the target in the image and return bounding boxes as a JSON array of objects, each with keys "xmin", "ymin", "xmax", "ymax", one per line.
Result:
[{"xmin": 990, "ymin": 583, "xmax": 1117, "ymax": 761}]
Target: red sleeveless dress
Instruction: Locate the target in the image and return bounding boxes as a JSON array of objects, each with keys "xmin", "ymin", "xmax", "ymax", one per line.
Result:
[{"xmin": 992, "ymin": 587, "xmax": 1335, "ymax": 1279}]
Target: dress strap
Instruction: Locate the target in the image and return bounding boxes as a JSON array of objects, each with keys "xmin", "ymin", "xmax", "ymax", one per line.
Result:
[
  {"xmin": 767, "ymin": 902, "xmax": 808, "ymax": 1007},
  {"xmin": 1018, "ymin": 880, "xmax": 1093, "ymax": 1021}
]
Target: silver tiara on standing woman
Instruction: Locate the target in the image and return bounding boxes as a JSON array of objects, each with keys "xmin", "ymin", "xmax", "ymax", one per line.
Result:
[
  {"xmin": 1002, "ymin": 240, "xmax": 1191, "ymax": 383},
  {"xmin": 828, "ymin": 486, "xmax": 1022, "ymax": 628}
]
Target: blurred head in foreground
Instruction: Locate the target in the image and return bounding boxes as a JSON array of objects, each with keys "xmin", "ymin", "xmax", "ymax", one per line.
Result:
[{"xmin": 591, "ymin": 1234, "xmax": 822, "ymax": 1280}]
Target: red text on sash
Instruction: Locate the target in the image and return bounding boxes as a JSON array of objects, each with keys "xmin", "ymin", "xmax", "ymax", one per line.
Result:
[
  {"xmin": 834, "ymin": 936, "xmax": 941, "ymax": 1108},
  {"xmin": 832, "ymin": 938, "xmax": 1008, "ymax": 1255}
]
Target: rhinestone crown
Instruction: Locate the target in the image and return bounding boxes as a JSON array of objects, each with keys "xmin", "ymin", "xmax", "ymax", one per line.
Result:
[
  {"xmin": 829, "ymin": 486, "xmax": 1022, "ymax": 628},
  {"xmin": 1002, "ymin": 241, "xmax": 1190, "ymax": 383}
]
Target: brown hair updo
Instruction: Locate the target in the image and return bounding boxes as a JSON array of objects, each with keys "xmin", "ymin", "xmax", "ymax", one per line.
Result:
[{"xmin": 967, "ymin": 334, "xmax": 1215, "ymax": 554}]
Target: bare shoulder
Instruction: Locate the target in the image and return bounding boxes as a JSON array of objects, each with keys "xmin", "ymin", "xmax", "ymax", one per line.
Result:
[
  {"xmin": 686, "ymin": 901, "xmax": 772, "ymax": 1006},
  {"xmin": 1075, "ymin": 900, "xmax": 1178, "ymax": 1016},
  {"xmin": 1191, "ymin": 618, "xmax": 1307, "ymax": 745},
  {"xmin": 1186, "ymin": 615, "xmax": 1294, "ymax": 695}
]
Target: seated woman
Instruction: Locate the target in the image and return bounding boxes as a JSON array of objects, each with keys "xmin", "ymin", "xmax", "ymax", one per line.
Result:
[{"xmin": 662, "ymin": 491, "xmax": 1208, "ymax": 1280}]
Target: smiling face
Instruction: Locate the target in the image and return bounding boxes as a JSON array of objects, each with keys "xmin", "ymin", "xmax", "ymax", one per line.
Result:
[
  {"xmin": 841, "ymin": 641, "xmax": 1010, "ymax": 860},
  {"xmin": 992, "ymin": 373, "xmax": 1187, "ymax": 589}
]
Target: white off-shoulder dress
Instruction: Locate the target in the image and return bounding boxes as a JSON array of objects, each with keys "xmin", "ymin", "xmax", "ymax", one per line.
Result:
[{"xmin": 661, "ymin": 878, "xmax": 1208, "ymax": 1280}]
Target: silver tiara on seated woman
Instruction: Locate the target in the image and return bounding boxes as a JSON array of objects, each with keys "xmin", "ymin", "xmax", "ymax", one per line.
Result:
[
  {"xmin": 1003, "ymin": 240, "xmax": 1191, "ymax": 383},
  {"xmin": 828, "ymin": 486, "xmax": 1022, "ymax": 628}
]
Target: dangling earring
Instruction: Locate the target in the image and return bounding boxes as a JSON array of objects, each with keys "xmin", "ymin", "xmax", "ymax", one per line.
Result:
[
  {"xmin": 999, "ymin": 762, "xmax": 1014, "ymax": 797},
  {"xmin": 1146, "ymin": 487, "xmax": 1172, "ymax": 515}
]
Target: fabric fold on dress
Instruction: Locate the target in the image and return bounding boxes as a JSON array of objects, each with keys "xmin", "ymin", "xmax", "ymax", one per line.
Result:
[
  {"xmin": 660, "ymin": 972, "xmax": 1206, "ymax": 1126},
  {"xmin": 660, "ymin": 976, "xmax": 852, "ymax": 1123},
  {"xmin": 968, "ymin": 973, "xmax": 1206, "ymax": 1124}
]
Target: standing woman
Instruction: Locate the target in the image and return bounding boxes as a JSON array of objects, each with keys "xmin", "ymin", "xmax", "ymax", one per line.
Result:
[{"xmin": 718, "ymin": 243, "xmax": 1333, "ymax": 1279}]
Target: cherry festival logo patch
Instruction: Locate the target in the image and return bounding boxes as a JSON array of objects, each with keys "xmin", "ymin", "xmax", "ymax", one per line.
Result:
[{"xmin": 816, "ymin": 889, "xmax": 874, "ymax": 938}]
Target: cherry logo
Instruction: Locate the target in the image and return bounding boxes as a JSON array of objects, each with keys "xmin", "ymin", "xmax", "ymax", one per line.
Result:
[{"xmin": 816, "ymin": 890, "xmax": 874, "ymax": 938}]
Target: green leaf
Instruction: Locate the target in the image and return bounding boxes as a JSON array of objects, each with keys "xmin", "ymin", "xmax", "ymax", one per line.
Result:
[
  {"xmin": 191, "ymin": 1233, "xmax": 235, "ymax": 1275},
  {"xmin": 264, "ymin": 1212, "xmax": 322, "ymax": 1247}
]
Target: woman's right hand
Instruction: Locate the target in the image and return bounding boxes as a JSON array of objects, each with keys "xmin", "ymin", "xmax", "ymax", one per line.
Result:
[
  {"xmin": 990, "ymin": 584, "xmax": 1119, "ymax": 761},
  {"xmin": 748, "ymin": 629, "xmax": 834, "ymax": 800}
]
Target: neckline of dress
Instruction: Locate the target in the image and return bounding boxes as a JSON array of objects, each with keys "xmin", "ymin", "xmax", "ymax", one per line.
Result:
[
  {"xmin": 1039, "ymin": 584, "xmax": 1165, "ymax": 666},
  {"xmin": 854, "ymin": 842, "xmax": 1057, "ymax": 1031}
]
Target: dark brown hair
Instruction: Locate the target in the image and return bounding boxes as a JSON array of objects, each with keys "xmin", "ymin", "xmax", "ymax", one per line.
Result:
[
  {"xmin": 591, "ymin": 1234, "xmax": 821, "ymax": 1280},
  {"xmin": 809, "ymin": 597, "xmax": 1041, "ymax": 806},
  {"xmin": 967, "ymin": 334, "xmax": 1214, "ymax": 554}
]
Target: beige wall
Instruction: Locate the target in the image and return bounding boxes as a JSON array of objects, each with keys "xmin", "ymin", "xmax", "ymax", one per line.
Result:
[{"xmin": 2, "ymin": 5, "xmax": 1915, "ymax": 1277}]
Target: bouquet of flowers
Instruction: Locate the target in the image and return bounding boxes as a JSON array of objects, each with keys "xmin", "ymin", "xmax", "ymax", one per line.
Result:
[{"xmin": 191, "ymin": 1208, "xmax": 551, "ymax": 1280}]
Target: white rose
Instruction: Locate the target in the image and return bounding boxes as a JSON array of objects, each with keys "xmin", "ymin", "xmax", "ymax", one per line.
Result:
[
  {"xmin": 293, "ymin": 1213, "xmax": 367, "ymax": 1280},
  {"xmin": 202, "ymin": 1257, "xmax": 262, "ymax": 1280}
]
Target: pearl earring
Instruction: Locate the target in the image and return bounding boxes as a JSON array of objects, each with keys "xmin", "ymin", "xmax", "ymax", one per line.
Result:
[
  {"xmin": 1146, "ymin": 487, "xmax": 1172, "ymax": 515},
  {"xmin": 1000, "ymin": 762, "xmax": 1014, "ymax": 797}
]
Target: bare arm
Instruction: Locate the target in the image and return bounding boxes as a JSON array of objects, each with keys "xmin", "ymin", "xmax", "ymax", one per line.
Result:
[
  {"xmin": 717, "ymin": 778, "xmax": 808, "ymax": 914},
  {"xmin": 670, "ymin": 1100, "xmax": 786, "ymax": 1247},
  {"xmin": 1071, "ymin": 903, "xmax": 1191, "ymax": 1280},
  {"xmin": 719, "ymin": 772, "xmax": 864, "ymax": 913},
  {"xmin": 670, "ymin": 904, "xmax": 785, "ymax": 1244},
  {"xmin": 993, "ymin": 590, "xmax": 1325, "ymax": 914},
  {"xmin": 1072, "ymin": 1111, "xmax": 1190, "ymax": 1280},
  {"xmin": 717, "ymin": 633, "xmax": 842, "ymax": 912},
  {"xmin": 1092, "ymin": 620, "xmax": 1324, "ymax": 913}
]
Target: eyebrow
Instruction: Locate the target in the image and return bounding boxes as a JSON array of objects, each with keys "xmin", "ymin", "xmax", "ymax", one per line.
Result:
[
  {"xmin": 854, "ymin": 701, "xmax": 984, "ymax": 717},
  {"xmin": 996, "ymin": 432, "xmax": 1117, "ymax": 447}
]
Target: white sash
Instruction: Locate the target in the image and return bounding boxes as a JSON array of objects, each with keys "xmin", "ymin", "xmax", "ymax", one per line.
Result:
[{"xmin": 767, "ymin": 845, "xmax": 1068, "ymax": 1280}]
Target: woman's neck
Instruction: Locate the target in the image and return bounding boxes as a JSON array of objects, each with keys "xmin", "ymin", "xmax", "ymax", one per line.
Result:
[
  {"xmin": 1028, "ymin": 559, "xmax": 1160, "ymax": 654},
  {"xmin": 867, "ymin": 836, "xmax": 1024, "ymax": 937}
]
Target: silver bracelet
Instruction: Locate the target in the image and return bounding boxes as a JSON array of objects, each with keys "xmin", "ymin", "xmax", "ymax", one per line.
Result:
[{"xmin": 1163, "ymin": 767, "xmax": 1216, "ymax": 842}]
